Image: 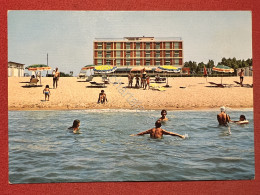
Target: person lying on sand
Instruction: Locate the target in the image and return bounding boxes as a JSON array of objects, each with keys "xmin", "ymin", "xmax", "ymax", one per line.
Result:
[
  {"xmin": 217, "ymin": 106, "xmax": 231, "ymax": 126},
  {"xmin": 68, "ymin": 119, "xmax": 81, "ymax": 134},
  {"xmin": 232, "ymin": 115, "xmax": 249, "ymax": 124},
  {"xmin": 97, "ymin": 90, "xmax": 108, "ymax": 104},
  {"xmin": 158, "ymin": 109, "xmax": 168, "ymax": 121},
  {"xmin": 130, "ymin": 120, "xmax": 185, "ymax": 139}
]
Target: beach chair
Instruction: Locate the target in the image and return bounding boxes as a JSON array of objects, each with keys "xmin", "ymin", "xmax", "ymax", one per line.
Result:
[
  {"xmin": 88, "ymin": 81, "xmax": 106, "ymax": 88},
  {"xmin": 85, "ymin": 75, "xmax": 93, "ymax": 82}
]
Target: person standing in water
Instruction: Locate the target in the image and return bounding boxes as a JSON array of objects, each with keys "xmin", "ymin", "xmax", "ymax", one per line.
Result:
[
  {"xmin": 131, "ymin": 120, "xmax": 185, "ymax": 139},
  {"xmin": 217, "ymin": 106, "xmax": 231, "ymax": 126},
  {"xmin": 68, "ymin": 119, "xmax": 81, "ymax": 134},
  {"xmin": 158, "ymin": 109, "xmax": 168, "ymax": 121},
  {"xmin": 53, "ymin": 68, "xmax": 60, "ymax": 89}
]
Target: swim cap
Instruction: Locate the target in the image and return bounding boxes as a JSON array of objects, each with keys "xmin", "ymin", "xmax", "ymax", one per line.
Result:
[{"xmin": 220, "ymin": 106, "xmax": 226, "ymax": 112}]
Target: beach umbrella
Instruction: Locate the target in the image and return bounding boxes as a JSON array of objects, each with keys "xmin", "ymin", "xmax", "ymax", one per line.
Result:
[
  {"xmin": 156, "ymin": 65, "xmax": 181, "ymax": 86},
  {"xmin": 26, "ymin": 64, "xmax": 52, "ymax": 85},
  {"xmin": 93, "ymin": 65, "xmax": 117, "ymax": 74},
  {"xmin": 212, "ymin": 65, "xmax": 234, "ymax": 84}
]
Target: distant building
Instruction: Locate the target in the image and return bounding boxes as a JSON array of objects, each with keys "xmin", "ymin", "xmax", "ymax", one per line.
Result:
[
  {"xmin": 93, "ymin": 36, "xmax": 183, "ymax": 67},
  {"xmin": 8, "ymin": 61, "xmax": 25, "ymax": 77}
]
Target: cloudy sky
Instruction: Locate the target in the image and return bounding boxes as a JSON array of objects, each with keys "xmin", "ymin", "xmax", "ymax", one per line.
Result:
[{"xmin": 8, "ymin": 11, "xmax": 252, "ymax": 75}]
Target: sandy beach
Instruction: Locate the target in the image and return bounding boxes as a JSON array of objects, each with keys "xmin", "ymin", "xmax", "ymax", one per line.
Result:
[{"xmin": 8, "ymin": 76, "xmax": 253, "ymax": 111}]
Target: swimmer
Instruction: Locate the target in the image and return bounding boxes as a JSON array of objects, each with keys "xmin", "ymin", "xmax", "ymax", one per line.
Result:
[
  {"xmin": 130, "ymin": 120, "xmax": 185, "ymax": 139},
  {"xmin": 43, "ymin": 85, "xmax": 50, "ymax": 101},
  {"xmin": 217, "ymin": 106, "xmax": 231, "ymax": 126},
  {"xmin": 158, "ymin": 109, "xmax": 168, "ymax": 121},
  {"xmin": 97, "ymin": 90, "xmax": 108, "ymax": 104},
  {"xmin": 232, "ymin": 115, "xmax": 249, "ymax": 124},
  {"xmin": 68, "ymin": 119, "xmax": 81, "ymax": 134}
]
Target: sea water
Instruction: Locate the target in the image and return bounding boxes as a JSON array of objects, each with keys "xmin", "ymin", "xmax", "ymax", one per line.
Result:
[{"xmin": 8, "ymin": 109, "xmax": 255, "ymax": 183}]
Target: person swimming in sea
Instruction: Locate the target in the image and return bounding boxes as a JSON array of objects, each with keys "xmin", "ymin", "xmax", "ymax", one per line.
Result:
[
  {"xmin": 158, "ymin": 109, "xmax": 168, "ymax": 121},
  {"xmin": 217, "ymin": 106, "xmax": 231, "ymax": 126},
  {"xmin": 68, "ymin": 119, "xmax": 81, "ymax": 134},
  {"xmin": 130, "ymin": 120, "xmax": 185, "ymax": 139},
  {"xmin": 43, "ymin": 85, "xmax": 50, "ymax": 101},
  {"xmin": 232, "ymin": 115, "xmax": 249, "ymax": 124}
]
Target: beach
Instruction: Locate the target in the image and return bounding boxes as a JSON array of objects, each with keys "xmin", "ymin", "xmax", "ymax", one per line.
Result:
[{"xmin": 8, "ymin": 76, "xmax": 253, "ymax": 111}]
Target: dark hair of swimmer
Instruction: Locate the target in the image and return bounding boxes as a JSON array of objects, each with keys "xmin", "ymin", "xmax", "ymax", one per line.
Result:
[
  {"xmin": 240, "ymin": 115, "xmax": 246, "ymax": 120},
  {"xmin": 71, "ymin": 119, "xmax": 80, "ymax": 128},
  {"xmin": 155, "ymin": 120, "xmax": 162, "ymax": 128},
  {"xmin": 101, "ymin": 90, "xmax": 104, "ymax": 93},
  {"xmin": 46, "ymin": 85, "xmax": 49, "ymax": 88},
  {"xmin": 161, "ymin": 109, "xmax": 167, "ymax": 115}
]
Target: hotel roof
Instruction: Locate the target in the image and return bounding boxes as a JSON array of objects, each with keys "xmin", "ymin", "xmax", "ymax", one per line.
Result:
[{"xmin": 94, "ymin": 36, "xmax": 182, "ymax": 42}]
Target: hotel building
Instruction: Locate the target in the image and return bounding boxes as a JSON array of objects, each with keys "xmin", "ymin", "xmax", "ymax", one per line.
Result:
[{"xmin": 93, "ymin": 37, "xmax": 183, "ymax": 67}]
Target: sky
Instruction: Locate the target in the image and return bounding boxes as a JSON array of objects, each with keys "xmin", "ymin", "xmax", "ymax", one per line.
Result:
[{"xmin": 8, "ymin": 11, "xmax": 252, "ymax": 75}]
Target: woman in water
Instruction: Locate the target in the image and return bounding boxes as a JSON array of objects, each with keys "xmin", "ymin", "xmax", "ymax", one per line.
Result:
[
  {"xmin": 68, "ymin": 119, "xmax": 81, "ymax": 134},
  {"xmin": 43, "ymin": 85, "xmax": 50, "ymax": 101}
]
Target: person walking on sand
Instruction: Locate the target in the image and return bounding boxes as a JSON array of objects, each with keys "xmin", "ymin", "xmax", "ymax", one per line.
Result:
[
  {"xmin": 135, "ymin": 75, "xmax": 140, "ymax": 88},
  {"xmin": 68, "ymin": 119, "xmax": 81, "ymax": 134},
  {"xmin": 43, "ymin": 85, "xmax": 50, "ymax": 101},
  {"xmin": 97, "ymin": 90, "xmax": 108, "ymax": 104},
  {"xmin": 145, "ymin": 76, "xmax": 150, "ymax": 90},
  {"xmin": 217, "ymin": 106, "xmax": 231, "ymax": 126},
  {"xmin": 239, "ymin": 69, "xmax": 245, "ymax": 87},
  {"xmin": 158, "ymin": 109, "xmax": 168, "ymax": 121},
  {"xmin": 128, "ymin": 73, "xmax": 133, "ymax": 88},
  {"xmin": 130, "ymin": 120, "xmax": 185, "ymax": 139},
  {"xmin": 53, "ymin": 68, "xmax": 60, "ymax": 89}
]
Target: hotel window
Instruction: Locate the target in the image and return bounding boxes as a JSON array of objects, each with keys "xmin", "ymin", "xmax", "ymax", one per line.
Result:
[
  {"xmin": 165, "ymin": 51, "xmax": 170, "ymax": 58},
  {"xmin": 126, "ymin": 51, "xmax": 130, "ymax": 58},
  {"xmin": 106, "ymin": 42, "xmax": 111, "ymax": 49},
  {"xmin": 126, "ymin": 60, "xmax": 130, "ymax": 66},
  {"xmin": 156, "ymin": 43, "xmax": 160, "ymax": 49},
  {"xmin": 98, "ymin": 51, "xmax": 102, "ymax": 58},
  {"xmin": 174, "ymin": 59, "xmax": 179, "ymax": 65},
  {"xmin": 146, "ymin": 60, "xmax": 150, "ymax": 66},
  {"xmin": 136, "ymin": 59, "xmax": 140, "ymax": 65},
  {"xmin": 97, "ymin": 43, "xmax": 103, "ymax": 49},
  {"xmin": 146, "ymin": 51, "xmax": 150, "ymax": 57},
  {"xmin": 97, "ymin": 59, "xmax": 102, "ymax": 65},
  {"xmin": 174, "ymin": 51, "xmax": 179, "ymax": 57},
  {"xmin": 165, "ymin": 60, "xmax": 171, "ymax": 65},
  {"xmin": 116, "ymin": 42, "xmax": 121, "ymax": 49},
  {"xmin": 165, "ymin": 42, "xmax": 170, "ymax": 49},
  {"xmin": 136, "ymin": 51, "xmax": 140, "ymax": 57},
  {"xmin": 106, "ymin": 51, "xmax": 111, "ymax": 58},
  {"xmin": 174, "ymin": 42, "xmax": 179, "ymax": 49},
  {"xmin": 106, "ymin": 60, "xmax": 111, "ymax": 65},
  {"xmin": 116, "ymin": 51, "xmax": 121, "ymax": 57},
  {"xmin": 126, "ymin": 43, "xmax": 130, "ymax": 49},
  {"xmin": 136, "ymin": 42, "xmax": 140, "ymax": 50},
  {"xmin": 156, "ymin": 51, "xmax": 160, "ymax": 58},
  {"xmin": 146, "ymin": 43, "xmax": 150, "ymax": 49},
  {"xmin": 156, "ymin": 60, "xmax": 160, "ymax": 65},
  {"xmin": 116, "ymin": 59, "xmax": 121, "ymax": 65}
]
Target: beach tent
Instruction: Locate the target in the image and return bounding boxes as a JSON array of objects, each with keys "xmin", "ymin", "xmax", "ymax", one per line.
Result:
[
  {"xmin": 26, "ymin": 64, "xmax": 52, "ymax": 85},
  {"xmin": 155, "ymin": 65, "xmax": 181, "ymax": 86},
  {"xmin": 212, "ymin": 65, "xmax": 234, "ymax": 84}
]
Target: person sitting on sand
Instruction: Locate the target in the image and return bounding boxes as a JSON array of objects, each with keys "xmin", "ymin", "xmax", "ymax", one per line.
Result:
[
  {"xmin": 43, "ymin": 85, "xmax": 50, "ymax": 101},
  {"xmin": 68, "ymin": 119, "xmax": 81, "ymax": 134},
  {"xmin": 217, "ymin": 106, "xmax": 231, "ymax": 126},
  {"xmin": 232, "ymin": 115, "xmax": 249, "ymax": 124},
  {"xmin": 98, "ymin": 90, "xmax": 108, "ymax": 104},
  {"xmin": 158, "ymin": 109, "xmax": 168, "ymax": 121},
  {"xmin": 130, "ymin": 120, "xmax": 185, "ymax": 139},
  {"xmin": 239, "ymin": 69, "xmax": 245, "ymax": 87}
]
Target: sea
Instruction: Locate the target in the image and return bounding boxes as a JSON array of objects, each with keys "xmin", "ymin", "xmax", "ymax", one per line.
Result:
[{"xmin": 8, "ymin": 109, "xmax": 255, "ymax": 183}]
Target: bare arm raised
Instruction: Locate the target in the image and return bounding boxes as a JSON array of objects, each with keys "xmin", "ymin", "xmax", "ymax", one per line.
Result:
[
  {"xmin": 162, "ymin": 129, "xmax": 185, "ymax": 139},
  {"xmin": 130, "ymin": 128, "xmax": 152, "ymax": 136}
]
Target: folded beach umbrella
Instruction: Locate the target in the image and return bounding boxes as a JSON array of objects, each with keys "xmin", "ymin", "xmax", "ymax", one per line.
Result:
[
  {"xmin": 93, "ymin": 65, "xmax": 117, "ymax": 74},
  {"xmin": 212, "ymin": 65, "xmax": 234, "ymax": 84},
  {"xmin": 26, "ymin": 64, "xmax": 52, "ymax": 85},
  {"xmin": 81, "ymin": 65, "xmax": 95, "ymax": 70}
]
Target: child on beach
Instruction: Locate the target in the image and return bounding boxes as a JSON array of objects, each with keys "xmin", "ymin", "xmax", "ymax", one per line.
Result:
[
  {"xmin": 68, "ymin": 119, "xmax": 81, "ymax": 134},
  {"xmin": 97, "ymin": 90, "xmax": 108, "ymax": 104},
  {"xmin": 130, "ymin": 120, "xmax": 185, "ymax": 139},
  {"xmin": 158, "ymin": 109, "xmax": 168, "ymax": 121},
  {"xmin": 232, "ymin": 115, "xmax": 249, "ymax": 124},
  {"xmin": 43, "ymin": 85, "xmax": 50, "ymax": 101}
]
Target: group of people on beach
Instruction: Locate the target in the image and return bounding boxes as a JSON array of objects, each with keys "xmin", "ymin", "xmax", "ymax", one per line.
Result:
[
  {"xmin": 128, "ymin": 68, "xmax": 150, "ymax": 90},
  {"xmin": 42, "ymin": 68, "xmax": 60, "ymax": 101}
]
